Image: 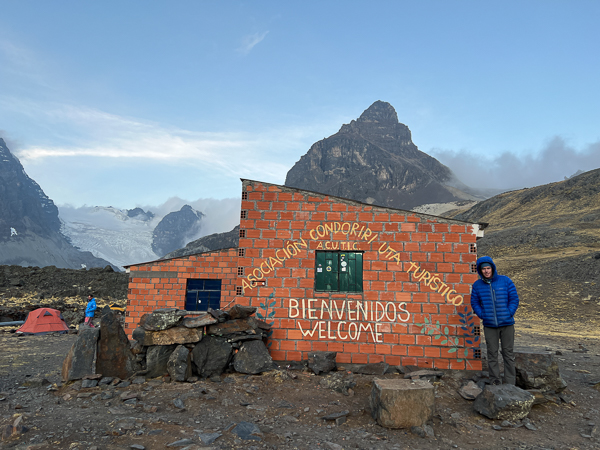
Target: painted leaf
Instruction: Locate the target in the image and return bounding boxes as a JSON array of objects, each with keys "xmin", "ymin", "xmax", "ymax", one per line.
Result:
[
  {"xmin": 424, "ymin": 317, "xmax": 429, "ymax": 324},
  {"xmin": 441, "ymin": 339, "xmax": 448, "ymax": 345},
  {"xmin": 256, "ymin": 313, "xmax": 264, "ymax": 319},
  {"xmin": 260, "ymin": 303, "xmax": 265, "ymax": 308},
  {"xmin": 460, "ymin": 326, "xmax": 468, "ymax": 332},
  {"xmin": 436, "ymin": 320, "xmax": 440, "ymax": 325},
  {"xmin": 269, "ymin": 300, "xmax": 276, "ymax": 307},
  {"xmin": 457, "ymin": 359, "xmax": 463, "ymax": 363},
  {"xmin": 268, "ymin": 292, "xmax": 274, "ymax": 299},
  {"xmin": 444, "ymin": 327, "xmax": 449, "ymax": 335},
  {"xmin": 268, "ymin": 311, "xmax": 276, "ymax": 318},
  {"xmin": 458, "ymin": 312, "xmax": 465, "ymax": 318},
  {"xmin": 267, "ymin": 342, "xmax": 272, "ymax": 348},
  {"xmin": 465, "ymin": 339, "xmax": 473, "ymax": 345},
  {"xmin": 427, "ymin": 329, "xmax": 434, "ymax": 335},
  {"xmin": 464, "ymin": 349, "xmax": 469, "ymax": 357},
  {"xmin": 448, "ymin": 347, "xmax": 457, "ymax": 353},
  {"xmin": 454, "ymin": 337, "xmax": 459, "ymax": 345},
  {"xmin": 434, "ymin": 335, "xmax": 441, "ymax": 340},
  {"xmin": 474, "ymin": 336, "xmax": 480, "ymax": 342}
]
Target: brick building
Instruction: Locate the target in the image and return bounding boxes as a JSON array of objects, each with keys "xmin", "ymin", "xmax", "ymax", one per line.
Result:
[{"xmin": 125, "ymin": 179, "xmax": 485, "ymax": 370}]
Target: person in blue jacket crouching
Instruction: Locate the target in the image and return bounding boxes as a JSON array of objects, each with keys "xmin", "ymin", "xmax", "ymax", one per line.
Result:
[{"xmin": 470, "ymin": 256, "xmax": 520, "ymax": 385}]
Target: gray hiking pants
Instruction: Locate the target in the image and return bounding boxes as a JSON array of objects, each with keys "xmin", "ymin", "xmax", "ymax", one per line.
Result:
[{"xmin": 484, "ymin": 325, "xmax": 516, "ymax": 385}]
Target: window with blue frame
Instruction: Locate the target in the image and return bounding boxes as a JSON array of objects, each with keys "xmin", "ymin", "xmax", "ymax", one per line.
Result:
[{"xmin": 185, "ymin": 279, "xmax": 221, "ymax": 311}]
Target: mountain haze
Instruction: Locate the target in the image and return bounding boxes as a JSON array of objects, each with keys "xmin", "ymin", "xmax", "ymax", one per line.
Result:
[{"xmin": 285, "ymin": 101, "xmax": 481, "ymax": 210}]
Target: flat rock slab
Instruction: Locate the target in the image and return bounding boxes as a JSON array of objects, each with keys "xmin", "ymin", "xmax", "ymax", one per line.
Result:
[
  {"xmin": 181, "ymin": 314, "xmax": 218, "ymax": 328},
  {"xmin": 370, "ymin": 378, "xmax": 435, "ymax": 429},
  {"xmin": 227, "ymin": 305, "xmax": 257, "ymax": 320},
  {"xmin": 343, "ymin": 362, "xmax": 390, "ymax": 375},
  {"xmin": 135, "ymin": 326, "xmax": 203, "ymax": 346},
  {"xmin": 473, "ymin": 384, "xmax": 535, "ymax": 421},
  {"xmin": 403, "ymin": 369, "xmax": 445, "ymax": 379},
  {"xmin": 62, "ymin": 326, "xmax": 99, "ymax": 381},
  {"xmin": 139, "ymin": 309, "xmax": 184, "ymax": 331}
]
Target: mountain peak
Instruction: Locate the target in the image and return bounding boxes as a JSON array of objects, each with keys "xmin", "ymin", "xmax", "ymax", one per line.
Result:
[{"xmin": 357, "ymin": 101, "xmax": 398, "ymax": 123}]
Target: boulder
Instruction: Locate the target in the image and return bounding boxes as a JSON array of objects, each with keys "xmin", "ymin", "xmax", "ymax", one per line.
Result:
[
  {"xmin": 96, "ymin": 308, "xmax": 140, "ymax": 379},
  {"xmin": 515, "ymin": 351, "xmax": 567, "ymax": 394},
  {"xmin": 308, "ymin": 351, "xmax": 337, "ymax": 375},
  {"xmin": 139, "ymin": 308, "xmax": 184, "ymax": 331},
  {"xmin": 145, "ymin": 345, "xmax": 177, "ymax": 378},
  {"xmin": 167, "ymin": 345, "xmax": 192, "ymax": 382},
  {"xmin": 473, "ymin": 384, "xmax": 535, "ymax": 421},
  {"xmin": 181, "ymin": 314, "xmax": 218, "ymax": 328},
  {"xmin": 227, "ymin": 305, "xmax": 257, "ymax": 320},
  {"xmin": 370, "ymin": 378, "xmax": 435, "ymax": 428},
  {"xmin": 191, "ymin": 335, "xmax": 233, "ymax": 378},
  {"xmin": 133, "ymin": 326, "xmax": 203, "ymax": 346},
  {"xmin": 61, "ymin": 327, "xmax": 99, "ymax": 381},
  {"xmin": 233, "ymin": 340, "xmax": 274, "ymax": 374}
]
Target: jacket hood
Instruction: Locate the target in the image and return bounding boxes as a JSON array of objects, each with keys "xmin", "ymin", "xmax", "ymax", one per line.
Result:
[{"xmin": 476, "ymin": 256, "xmax": 497, "ymax": 280}]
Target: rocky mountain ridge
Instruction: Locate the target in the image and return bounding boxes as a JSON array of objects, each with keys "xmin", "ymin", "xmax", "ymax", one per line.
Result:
[
  {"xmin": 446, "ymin": 168, "xmax": 600, "ymax": 327},
  {"xmin": 0, "ymin": 138, "xmax": 114, "ymax": 270},
  {"xmin": 285, "ymin": 101, "xmax": 483, "ymax": 210}
]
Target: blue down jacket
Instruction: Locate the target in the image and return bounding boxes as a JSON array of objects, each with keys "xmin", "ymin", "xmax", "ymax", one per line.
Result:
[
  {"xmin": 85, "ymin": 298, "xmax": 97, "ymax": 317},
  {"xmin": 470, "ymin": 256, "xmax": 519, "ymax": 328}
]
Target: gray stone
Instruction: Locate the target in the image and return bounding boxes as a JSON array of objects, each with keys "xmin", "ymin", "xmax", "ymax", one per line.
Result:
[
  {"xmin": 98, "ymin": 376, "xmax": 114, "ymax": 385},
  {"xmin": 403, "ymin": 369, "xmax": 445, "ymax": 380},
  {"xmin": 197, "ymin": 431, "xmax": 222, "ymax": 444},
  {"xmin": 458, "ymin": 381, "xmax": 483, "ymax": 400},
  {"xmin": 181, "ymin": 314, "xmax": 218, "ymax": 328},
  {"xmin": 130, "ymin": 445, "xmax": 145, "ymax": 450},
  {"xmin": 411, "ymin": 426, "xmax": 426, "ymax": 438},
  {"xmin": 343, "ymin": 362, "xmax": 389, "ymax": 375},
  {"xmin": 233, "ymin": 340, "xmax": 274, "ymax": 374},
  {"xmin": 473, "ymin": 384, "xmax": 535, "ymax": 421},
  {"xmin": 321, "ymin": 410, "xmax": 350, "ymax": 421},
  {"xmin": 96, "ymin": 308, "xmax": 140, "ymax": 379},
  {"xmin": 173, "ymin": 398, "xmax": 185, "ymax": 409},
  {"xmin": 167, "ymin": 345, "xmax": 192, "ymax": 382},
  {"xmin": 166, "ymin": 438, "xmax": 195, "ymax": 447},
  {"xmin": 61, "ymin": 327, "xmax": 99, "ymax": 381},
  {"xmin": 370, "ymin": 378, "xmax": 435, "ymax": 429},
  {"xmin": 308, "ymin": 351, "xmax": 337, "ymax": 375},
  {"xmin": 145, "ymin": 344, "xmax": 177, "ymax": 378},
  {"xmin": 227, "ymin": 305, "xmax": 257, "ymax": 320},
  {"xmin": 139, "ymin": 309, "xmax": 184, "ymax": 331},
  {"xmin": 191, "ymin": 336, "xmax": 233, "ymax": 378},
  {"xmin": 231, "ymin": 421, "xmax": 262, "ymax": 441},
  {"xmin": 134, "ymin": 326, "xmax": 203, "ymax": 346},
  {"xmin": 81, "ymin": 379, "xmax": 98, "ymax": 388},
  {"xmin": 515, "ymin": 351, "xmax": 567, "ymax": 394}
]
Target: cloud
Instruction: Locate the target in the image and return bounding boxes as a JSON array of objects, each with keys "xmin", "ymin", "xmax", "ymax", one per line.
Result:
[
  {"xmin": 431, "ymin": 137, "xmax": 600, "ymax": 190},
  {"xmin": 5, "ymin": 99, "xmax": 291, "ymax": 181},
  {"xmin": 238, "ymin": 31, "xmax": 269, "ymax": 54}
]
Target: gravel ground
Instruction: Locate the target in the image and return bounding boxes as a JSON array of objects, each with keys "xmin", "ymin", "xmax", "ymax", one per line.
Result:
[{"xmin": 0, "ymin": 322, "xmax": 599, "ymax": 450}]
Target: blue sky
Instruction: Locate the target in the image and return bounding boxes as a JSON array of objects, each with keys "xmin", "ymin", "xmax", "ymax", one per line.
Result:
[{"xmin": 1, "ymin": 1, "xmax": 599, "ymax": 210}]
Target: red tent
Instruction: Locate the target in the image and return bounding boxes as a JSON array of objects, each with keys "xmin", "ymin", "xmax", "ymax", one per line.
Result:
[{"xmin": 16, "ymin": 308, "xmax": 69, "ymax": 335}]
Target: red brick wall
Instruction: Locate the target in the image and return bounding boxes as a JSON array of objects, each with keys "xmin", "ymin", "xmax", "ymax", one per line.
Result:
[
  {"xmin": 237, "ymin": 180, "xmax": 482, "ymax": 371},
  {"xmin": 124, "ymin": 248, "xmax": 239, "ymax": 337},
  {"xmin": 125, "ymin": 180, "xmax": 482, "ymax": 371}
]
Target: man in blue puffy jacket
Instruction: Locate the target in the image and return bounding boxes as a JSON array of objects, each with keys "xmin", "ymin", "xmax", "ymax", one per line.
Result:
[{"xmin": 470, "ymin": 256, "xmax": 520, "ymax": 385}]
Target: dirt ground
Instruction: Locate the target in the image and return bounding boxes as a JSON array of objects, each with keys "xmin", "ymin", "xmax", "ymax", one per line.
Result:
[{"xmin": 0, "ymin": 317, "xmax": 599, "ymax": 450}]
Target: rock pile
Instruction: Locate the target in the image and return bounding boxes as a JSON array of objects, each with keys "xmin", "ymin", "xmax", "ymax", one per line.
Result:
[{"xmin": 62, "ymin": 305, "xmax": 276, "ymax": 383}]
